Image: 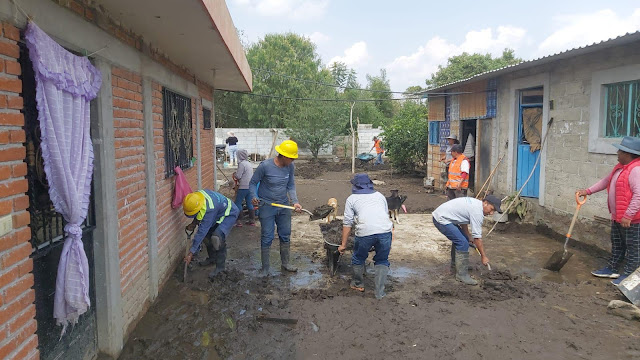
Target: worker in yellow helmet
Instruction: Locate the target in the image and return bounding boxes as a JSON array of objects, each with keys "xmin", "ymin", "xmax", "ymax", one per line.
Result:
[
  {"xmin": 183, "ymin": 189, "xmax": 239, "ymax": 279},
  {"xmin": 250, "ymin": 140, "xmax": 303, "ymax": 276}
]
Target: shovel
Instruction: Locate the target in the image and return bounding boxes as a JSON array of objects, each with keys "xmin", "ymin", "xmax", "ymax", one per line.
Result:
[
  {"xmin": 269, "ymin": 203, "xmax": 334, "ymax": 221},
  {"xmin": 544, "ymin": 192, "xmax": 587, "ymax": 271},
  {"xmin": 183, "ymin": 228, "xmax": 194, "ymax": 282}
]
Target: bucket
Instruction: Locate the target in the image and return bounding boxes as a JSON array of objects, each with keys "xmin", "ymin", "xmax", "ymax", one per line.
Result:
[{"xmin": 493, "ymin": 212, "xmax": 508, "ymax": 223}]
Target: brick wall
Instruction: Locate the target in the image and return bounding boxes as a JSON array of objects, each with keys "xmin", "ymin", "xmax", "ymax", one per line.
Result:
[
  {"xmin": 112, "ymin": 67, "xmax": 150, "ymax": 336},
  {"xmin": 0, "ymin": 22, "xmax": 38, "ymax": 360},
  {"xmin": 198, "ymin": 82, "xmax": 214, "ymax": 189},
  {"xmin": 152, "ymin": 82, "xmax": 197, "ymax": 289}
]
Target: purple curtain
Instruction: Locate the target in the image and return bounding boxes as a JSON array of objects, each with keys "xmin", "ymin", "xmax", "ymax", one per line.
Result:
[{"xmin": 25, "ymin": 23, "xmax": 102, "ymax": 333}]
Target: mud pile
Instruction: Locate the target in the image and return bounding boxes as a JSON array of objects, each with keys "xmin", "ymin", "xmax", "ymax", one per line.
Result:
[
  {"xmin": 421, "ymin": 270, "xmax": 547, "ymax": 302},
  {"xmin": 319, "ymin": 220, "xmax": 353, "ymax": 248}
]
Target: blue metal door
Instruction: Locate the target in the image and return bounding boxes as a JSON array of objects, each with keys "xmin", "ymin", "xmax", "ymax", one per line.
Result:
[{"xmin": 516, "ymin": 103, "xmax": 543, "ymax": 198}]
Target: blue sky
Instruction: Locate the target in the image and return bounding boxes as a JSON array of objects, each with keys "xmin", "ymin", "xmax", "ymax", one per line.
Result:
[{"xmin": 227, "ymin": 0, "xmax": 640, "ymax": 92}]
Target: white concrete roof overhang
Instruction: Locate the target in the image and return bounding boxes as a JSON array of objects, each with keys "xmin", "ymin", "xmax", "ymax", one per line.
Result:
[{"xmin": 95, "ymin": 0, "xmax": 252, "ymax": 91}]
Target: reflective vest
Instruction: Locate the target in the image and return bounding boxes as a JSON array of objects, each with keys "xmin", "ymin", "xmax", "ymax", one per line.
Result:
[
  {"xmin": 374, "ymin": 139, "xmax": 383, "ymax": 154},
  {"xmin": 446, "ymin": 155, "xmax": 469, "ymax": 189},
  {"xmin": 196, "ymin": 190, "xmax": 232, "ymax": 223},
  {"xmin": 608, "ymin": 158, "xmax": 640, "ymax": 223}
]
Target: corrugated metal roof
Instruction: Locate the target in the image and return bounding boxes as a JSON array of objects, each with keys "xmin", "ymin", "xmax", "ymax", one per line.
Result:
[{"xmin": 424, "ymin": 31, "xmax": 640, "ymax": 94}]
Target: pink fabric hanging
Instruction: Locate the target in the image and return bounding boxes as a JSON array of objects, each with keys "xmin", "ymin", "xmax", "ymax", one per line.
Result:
[{"xmin": 172, "ymin": 166, "xmax": 193, "ymax": 209}]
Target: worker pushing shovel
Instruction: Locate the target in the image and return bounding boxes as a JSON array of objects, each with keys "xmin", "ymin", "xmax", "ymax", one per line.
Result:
[
  {"xmin": 432, "ymin": 195, "xmax": 502, "ymax": 285},
  {"xmin": 183, "ymin": 190, "xmax": 240, "ymax": 280}
]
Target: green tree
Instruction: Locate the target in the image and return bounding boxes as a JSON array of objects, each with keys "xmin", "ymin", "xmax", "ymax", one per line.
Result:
[
  {"xmin": 366, "ymin": 69, "xmax": 394, "ymax": 120},
  {"xmin": 426, "ymin": 48, "xmax": 522, "ymax": 88},
  {"xmin": 381, "ymin": 100, "xmax": 429, "ymax": 172},
  {"xmin": 242, "ymin": 33, "xmax": 327, "ymax": 128}
]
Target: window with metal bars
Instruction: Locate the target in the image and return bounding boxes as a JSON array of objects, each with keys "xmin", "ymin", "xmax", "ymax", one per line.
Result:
[
  {"xmin": 163, "ymin": 88, "xmax": 193, "ymax": 177},
  {"xmin": 203, "ymin": 107, "xmax": 212, "ymax": 130},
  {"xmin": 604, "ymin": 80, "xmax": 640, "ymax": 138}
]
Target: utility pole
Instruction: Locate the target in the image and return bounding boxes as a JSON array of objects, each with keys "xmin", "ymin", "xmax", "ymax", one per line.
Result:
[{"xmin": 350, "ymin": 101, "xmax": 356, "ymax": 174}]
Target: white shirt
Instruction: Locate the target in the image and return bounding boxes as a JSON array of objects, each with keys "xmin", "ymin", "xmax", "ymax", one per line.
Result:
[
  {"xmin": 460, "ymin": 158, "xmax": 470, "ymax": 174},
  {"xmin": 432, "ymin": 197, "xmax": 484, "ymax": 239},
  {"xmin": 343, "ymin": 192, "xmax": 393, "ymax": 237}
]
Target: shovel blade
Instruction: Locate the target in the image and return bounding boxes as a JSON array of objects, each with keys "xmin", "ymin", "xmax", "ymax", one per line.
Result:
[
  {"xmin": 616, "ymin": 269, "xmax": 640, "ymax": 306},
  {"xmin": 544, "ymin": 250, "xmax": 573, "ymax": 271}
]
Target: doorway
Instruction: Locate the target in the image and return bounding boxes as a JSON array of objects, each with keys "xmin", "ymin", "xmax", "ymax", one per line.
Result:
[
  {"xmin": 516, "ymin": 87, "xmax": 543, "ymax": 198},
  {"xmin": 460, "ymin": 120, "xmax": 477, "ymax": 190}
]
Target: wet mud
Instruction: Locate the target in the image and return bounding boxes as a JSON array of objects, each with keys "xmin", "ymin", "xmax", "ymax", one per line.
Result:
[
  {"xmin": 318, "ymin": 220, "xmax": 353, "ymax": 247},
  {"xmin": 422, "ymin": 270, "xmax": 548, "ymax": 303},
  {"xmin": 120, "ymin": 164, "xmax": 640, "ymax": 360}
]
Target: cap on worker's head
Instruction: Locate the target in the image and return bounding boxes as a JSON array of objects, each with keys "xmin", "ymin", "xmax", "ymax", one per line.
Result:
[
  {"xmin": 483, "ymin": 195, "xmax": 503, "ymax": 213},
  {"xmin": 350, "ymin": 173, "xmax": 375, "ymax": 194},
  {"xmin": 451, "ymin": 144, "xmax": 464, "ymax": 154},
  {"xmin": 613, "ymin": 136, "xmax": 640, "ymax": 156},
  {"xmin": 445, "ymin": 134, "xmax": 458, "ymax": 141},
  {"xmin": 275, "ymin": 140, "xmax": 298, "ymax": 159},
  {"xmin": 183, "ymin": 192, "xmax": 205, "ymax": 216},
  {"xmin": 227, "ymin": 131, "xmax": 235, "ymax": 136}
]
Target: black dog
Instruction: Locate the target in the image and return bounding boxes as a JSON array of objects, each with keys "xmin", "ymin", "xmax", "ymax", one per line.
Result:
[{"xmin": 386, "ymin": 189, "xmax": 407, "ymax": 224}]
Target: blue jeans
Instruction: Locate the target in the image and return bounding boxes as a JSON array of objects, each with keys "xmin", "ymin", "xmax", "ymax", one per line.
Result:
[
  {"xmin": 432, "ymin": 217, "xmax": 470, "ymax": 252},
  {"xmin": 234, "ymin": 189, "xmax": 254, "ymax": 212},
  {"xmin": 351, "ymin": 232, "xmax": 392, "ymax": 267},
  {"xmin": 228, "ymin": 145, "xmax": 238, "ymax": 163},
  {"xmin": 375, "ymin": 153, "xmax": 384, "ymax": 165},
  {"xmin": 258, "ymin": 204, "xmax": 291, "ymax": 248}
]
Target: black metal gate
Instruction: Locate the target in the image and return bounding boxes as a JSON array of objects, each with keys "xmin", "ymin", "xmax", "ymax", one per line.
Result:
[{"xmin": 20, "ymin": 37, "xmax": 98, "ymax": 360}]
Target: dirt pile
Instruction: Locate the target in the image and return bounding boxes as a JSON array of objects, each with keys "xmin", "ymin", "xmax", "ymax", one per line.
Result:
[
  {"xmin": 318, "ymin": 220, "xmax": 353, "ymax": 247},
  {"xmin": 421, "ymin": 270, "xmax": 547, "ymax": 302}
]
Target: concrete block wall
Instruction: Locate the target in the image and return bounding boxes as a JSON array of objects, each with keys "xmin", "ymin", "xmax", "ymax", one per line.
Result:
[
  {"xmin": 491, "ymin": 41, "xmax": 640, "ymax": 250},
  {"xmin": 356, "ymin": 124, "xmax": 383, "ymax": 155},
  {"xmin": 0, "ymin": 21, "xmax": 38, "ymax": 360},
  {"xmin": 112, "ymin": 67, "xmax": 150, "ymax": 336},
  {"xmin": 217, "ymin": 128, "xmax": 333, "ymax": 158}
]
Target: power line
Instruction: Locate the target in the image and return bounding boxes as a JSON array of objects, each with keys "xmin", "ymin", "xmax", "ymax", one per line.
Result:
[
  {"xmin": 220, "ymin": 90, "xmax": 425, "ymax": 102},
  {"xmin": 253, "ymin": 67, "xmax": 414, "ymax": 95}
]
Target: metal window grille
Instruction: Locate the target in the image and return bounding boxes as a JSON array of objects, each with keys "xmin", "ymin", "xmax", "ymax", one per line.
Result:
[
  {"xmin": 203, "ymin": 108, "xmax": 212, "ymax": 130},
  {"xmin": 163, "ymin": 88, "xmax": 193, "ymax": 177},
  {"xmin": 428, "ymin": 121, "xmax": 440, "ymax": 145},
  {"xmin": 604, "ymin": 80, "xmax": 640, "ymax": 138}
]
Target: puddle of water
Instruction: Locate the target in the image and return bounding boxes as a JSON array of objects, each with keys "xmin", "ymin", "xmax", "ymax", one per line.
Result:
[{"xmin": 389, "ymin": 266, "xmax": 420, "ymax": 279}]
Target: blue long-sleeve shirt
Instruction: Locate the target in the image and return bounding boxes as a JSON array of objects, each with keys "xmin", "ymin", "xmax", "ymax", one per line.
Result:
[
  {"xmin": 190, "ymin": 190, "xmax": 234, "ymax": 254},
  {"xmin": 249, "ymin": 158, "xmax": 299, "ymax": 205}
]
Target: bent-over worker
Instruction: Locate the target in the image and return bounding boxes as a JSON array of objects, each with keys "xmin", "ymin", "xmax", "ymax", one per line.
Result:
[
  {"xmin": 432, "ymin": 195, "xmax": 502, "ymax": 285},
  {"xmin": 183, "ymin": 190, "xmax": 239, "ymax": 279},
  {"xmin": 250, "ymin": 140, "xmax": 302, "ymax": 276},
  {"xmin": 338, "ymin": 173, "xmax": 393, "ymax": 299},
  {"xmin": 577, "ymin": 136, "xmax": 640, "ymax": 285}
]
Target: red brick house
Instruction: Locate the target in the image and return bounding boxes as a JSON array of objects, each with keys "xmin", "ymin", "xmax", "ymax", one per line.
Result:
[{"xmin": 0, "ymin": 0, "xmax": 251, "ymax": 358}]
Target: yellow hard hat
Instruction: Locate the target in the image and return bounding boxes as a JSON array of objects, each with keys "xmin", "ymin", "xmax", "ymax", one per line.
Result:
[
  {"xmin": 183, "ymin": 192, "xmax": 205, "ymax": 216},
  {"xmin": 275, "ymin": 140, "xmax": 298, "ymax": 159}
]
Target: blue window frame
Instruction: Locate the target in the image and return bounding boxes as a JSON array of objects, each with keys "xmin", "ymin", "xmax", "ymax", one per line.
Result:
[{"xmin": 429, "ymin": 121, "xmax": 440, "ymax": 145}]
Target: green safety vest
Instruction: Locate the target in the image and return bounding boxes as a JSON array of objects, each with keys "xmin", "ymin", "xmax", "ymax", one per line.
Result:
[{"xmin": 196, "ymin": 190, "xmax": 232, "ymax": 223}]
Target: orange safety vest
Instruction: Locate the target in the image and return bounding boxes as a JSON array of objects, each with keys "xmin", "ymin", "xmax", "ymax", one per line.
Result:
[
  {"xmin": 446, "ymin": 155, "xmax": 469, "ymax": 189},
  {"xmin": 374, "ymin": 139, "xmax": 383, "ymax": 154}
]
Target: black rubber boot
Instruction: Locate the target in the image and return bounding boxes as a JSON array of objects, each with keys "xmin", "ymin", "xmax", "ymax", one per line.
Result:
[
  {"xmin": 374, "ymin": 265, "xmax": 389, "ymax": 299},
  {"xmin": 351, "ymin": 264, "xmax": 365, "ymax": 291},
  {"xmin": 450, "ymin": 244, "xmax": 456, "ymax": 274},
  {"xmin": 208, "ymin": 245, "xmax": 227, "ymax": 279},
  {"xmin": 280, "ymin": 242, "xmax": 298, "ymax": 272},
  {"xmin": 199, "ymin": 239, "xmax": 216, "ymax": 266},
  {"xmin": 260, "ymin": 247, "xmax": 270, "ymax": 277},
  {"xmin": 246, "ymin": 209, "xmax": 256, "ymax": 225},
  {"xmin": 455, "ymin": 250, "xmax": 478, "ymax": 285}
]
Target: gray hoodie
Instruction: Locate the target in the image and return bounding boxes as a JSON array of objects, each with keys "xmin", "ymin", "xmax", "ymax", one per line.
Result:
[{"xmin": 235, "ymin": 149, "xmax": 253, "ymax": 189}]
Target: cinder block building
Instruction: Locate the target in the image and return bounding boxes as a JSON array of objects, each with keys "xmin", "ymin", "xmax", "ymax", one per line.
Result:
[
  {"xmin": 425, "ymin": 31, "xmax": 640, "ymax": 252},
  {"xmin": 0, "ymin": 0, "xmax": 251, "ymax": 359}
]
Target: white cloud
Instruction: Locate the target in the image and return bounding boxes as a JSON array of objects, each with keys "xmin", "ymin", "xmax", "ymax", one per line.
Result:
[
  {"xmin": 328, "ymin": 41, "xmax": 370, "ymax": 67},
  {"xmin": 386, "ymin": 26, "xmax": 526, "ymax": 92},
  {"xmin": 308, "ymin": 31, "xmax": 330, "ymax": 45},
  {"xmin": 537, "ymin": 9, "xmax": 640, "ymax": 56},
  {"xmin": 232, "ymin": 0, "xmax": 329, "ymax": 20}
]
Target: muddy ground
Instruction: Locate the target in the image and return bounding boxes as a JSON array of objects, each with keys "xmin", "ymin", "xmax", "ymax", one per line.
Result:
[{"xmin": 119, "ymin": 161, "xmax": 640, "ymax": 360}]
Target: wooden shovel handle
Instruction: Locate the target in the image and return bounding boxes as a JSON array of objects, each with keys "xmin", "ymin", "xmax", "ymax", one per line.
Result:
[
  {"xmin": 575, "ymin": 192, "xmax": 587, "ymax": 206},
  {"xmin": 566, "ymin": 192, "xmax": 587, "ymax": 238}
]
